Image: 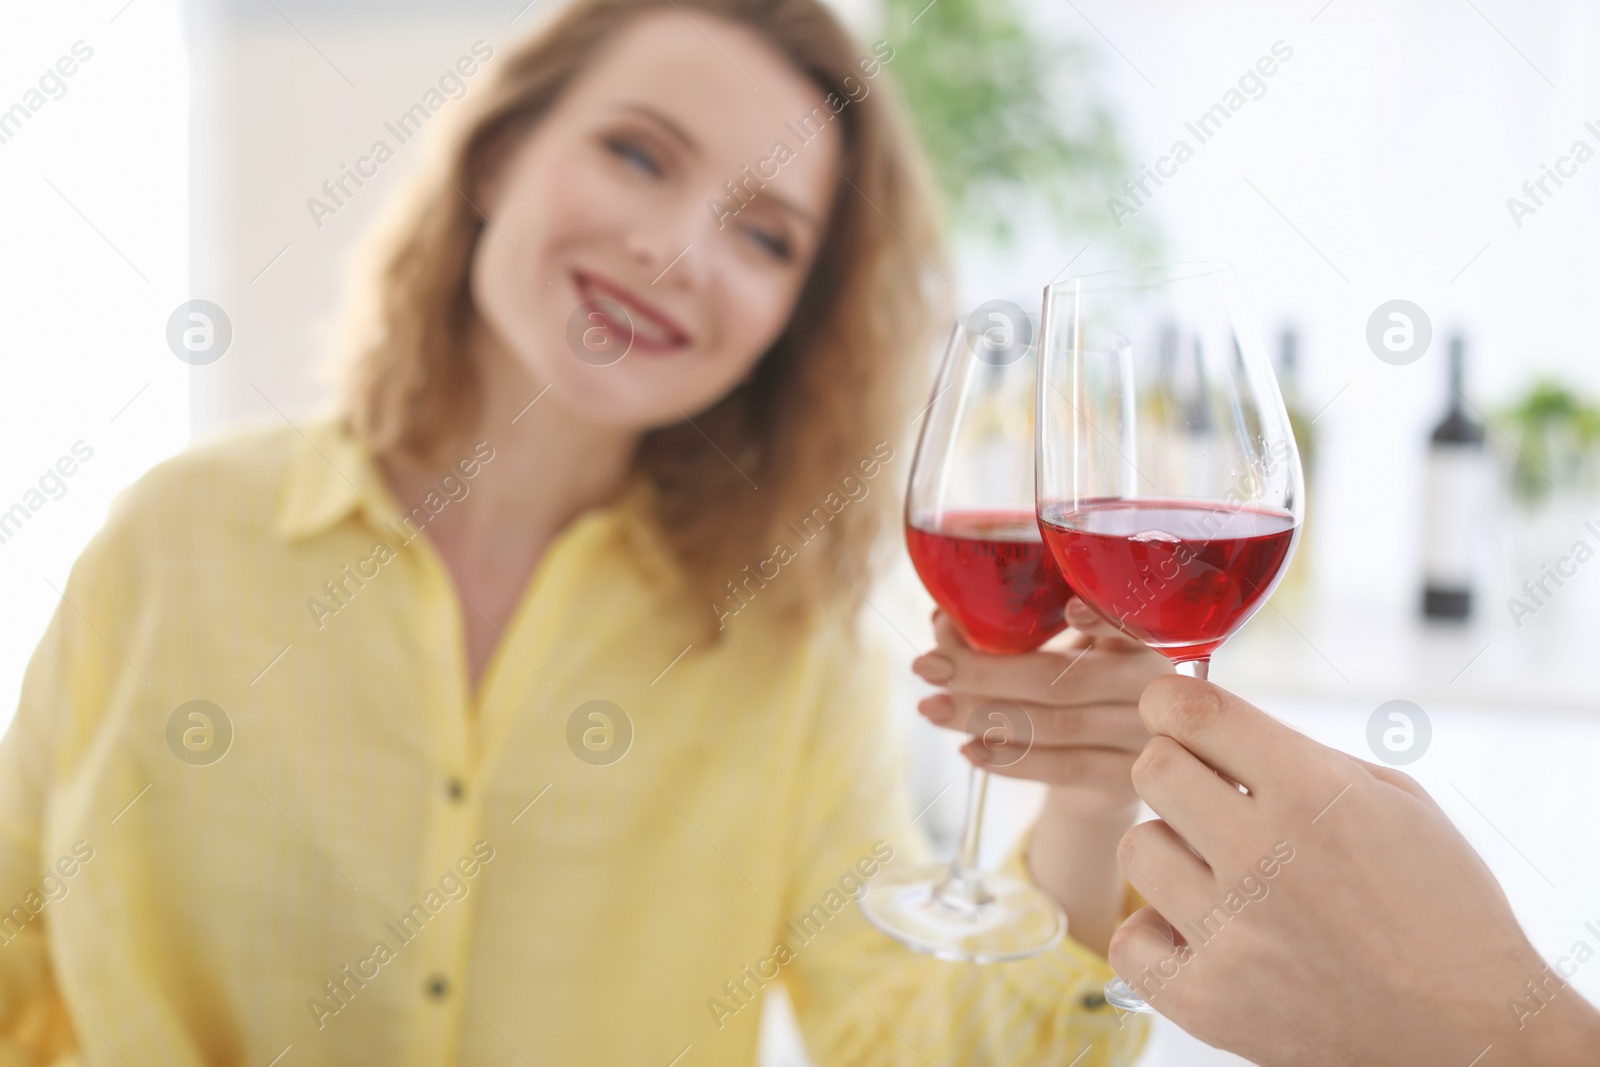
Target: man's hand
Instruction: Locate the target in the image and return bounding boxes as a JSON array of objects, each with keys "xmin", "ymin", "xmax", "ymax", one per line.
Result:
[{"xmin": 1109, "ymin": 676, "xmax": 1600, "ymax": 1066}]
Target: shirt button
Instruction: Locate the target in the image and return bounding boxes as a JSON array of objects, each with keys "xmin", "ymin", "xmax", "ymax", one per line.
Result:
[
  {"xmin": 445, "ymin": 777, "xmax": 466, "ymax": 802},
  {"xmin": 426, "ymin": 975, "xmax": 449, "ymax": 1000}
]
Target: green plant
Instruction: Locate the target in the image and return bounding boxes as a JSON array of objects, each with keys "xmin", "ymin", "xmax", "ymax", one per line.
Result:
[
  {"xmin": 1501, "ymin": 380, "xmax": 1600, "ymax": 505},
  {"xmin": 882, "ymin": 0, "xmax": 1147, "ymax": 249}
]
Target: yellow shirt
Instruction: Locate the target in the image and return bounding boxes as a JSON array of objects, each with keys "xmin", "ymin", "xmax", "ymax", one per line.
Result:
[{"xmin": 0, "ymin": 415, "xmax": 1148, "ymax": 1066}]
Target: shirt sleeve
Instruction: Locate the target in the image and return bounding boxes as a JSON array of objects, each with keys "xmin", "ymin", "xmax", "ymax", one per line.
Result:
[
  {"xmin": 778, "ymin": 622, "xmax": 1151, "ymax": 1066},
  {"xmin": 0, "ymin": 503, "xmax": 131, "ymax": 1067}
]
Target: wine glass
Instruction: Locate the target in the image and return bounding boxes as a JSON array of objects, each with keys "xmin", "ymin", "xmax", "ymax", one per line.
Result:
[
  {"xmin": 1035, "ymin": 263, "xmax": 1304, "ymax": 1012},
  {"xmin": 857, "ymin": 304, "xmax": 1070, "ymax": 962}
]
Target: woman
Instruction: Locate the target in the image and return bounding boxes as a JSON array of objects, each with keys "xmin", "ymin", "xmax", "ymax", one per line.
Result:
[{"xmin": 0, "ymin": 0, "xmax": 1166, "ymax": 1063}]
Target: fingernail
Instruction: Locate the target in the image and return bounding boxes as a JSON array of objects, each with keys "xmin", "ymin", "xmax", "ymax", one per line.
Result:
[
  {"xmin": 918, "ymin": 695, "xmax": 954, "ymax": 723},
  {"xmin": 911, "ymin": 652, "xmax": 955, "ymax": 684}
]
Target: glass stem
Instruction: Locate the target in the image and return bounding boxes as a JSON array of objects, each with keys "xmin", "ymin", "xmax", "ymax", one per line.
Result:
[
  {"xmin": 938, "ymin": 765, "xmax": 994, "ymax": 908},
  {"xmin": 1176, "ymin": 657, "xmax": 1210, "ymax": 681}
]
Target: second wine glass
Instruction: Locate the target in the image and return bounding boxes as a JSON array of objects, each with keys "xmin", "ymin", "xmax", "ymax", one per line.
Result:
[
  {"xmin": 1035, "ymin": 262, "xmax": 1305, "ymax": 1011},
  {"xmin": 858, "ymin": 305, "xmax": 1069, "ymax": 962}
]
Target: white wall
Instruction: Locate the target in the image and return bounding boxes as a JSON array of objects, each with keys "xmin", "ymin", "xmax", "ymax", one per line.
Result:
[
  {"xmin": 184, "ymin": 0, "xmax": 526, "ymax": 433},
  {"xmin": 0, "ymin": 0, "xmax": 189, "ymax": 732},
  {"xmin": 975, "ymin": 0, "xmax": 1600, "ymax": 619}
]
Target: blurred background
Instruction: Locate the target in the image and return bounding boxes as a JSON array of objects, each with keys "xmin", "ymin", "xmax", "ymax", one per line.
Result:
[{"xmin": 3, "ymin": 1, "xmax": 1599, "ymax": 1063}]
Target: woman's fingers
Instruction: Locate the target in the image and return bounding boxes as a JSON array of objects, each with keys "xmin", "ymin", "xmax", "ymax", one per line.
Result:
[
  {"xmin": 914, "ymin": 609, "xmax": 1169, "ymax": 799},
  {"xmin": 918, "ymin": 693, "xmax": 1148, "ymax": 751},
  {"xmin": 1063, "ymin": 596, "xmax": 1151, "ymax": 651},
  {"xmin": 919, "ymin": 614, "xmax": 1169, "ymax": 707}
]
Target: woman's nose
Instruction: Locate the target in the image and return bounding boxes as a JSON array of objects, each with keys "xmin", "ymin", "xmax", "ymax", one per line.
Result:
[{"xmin": 623, "ymin": 212, "xmax": 705, "ymax": 289}]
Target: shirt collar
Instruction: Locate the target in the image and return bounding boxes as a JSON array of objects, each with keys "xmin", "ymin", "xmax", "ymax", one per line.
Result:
[
  {"xmin": 271, "ymin": 411, "xmax": 684, "ymax": 595},
  {"xmin": 273, "ymin": 411, "xmax": 400, "ymax": 543}
]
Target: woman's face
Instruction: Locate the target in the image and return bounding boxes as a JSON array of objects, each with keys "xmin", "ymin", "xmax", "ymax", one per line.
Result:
[{"xmin": 471, "ymin": 10, "xmax": 843, "ymax": 429}]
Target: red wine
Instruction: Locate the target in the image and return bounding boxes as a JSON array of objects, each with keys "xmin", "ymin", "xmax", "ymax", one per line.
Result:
[
  {"xmin": 1039, "ymin": 499, "xmax": 1297, "ymax": 660},
  {"xmin": 906, "ymin": 510, "xmax": 1073, "ymax": 654}
]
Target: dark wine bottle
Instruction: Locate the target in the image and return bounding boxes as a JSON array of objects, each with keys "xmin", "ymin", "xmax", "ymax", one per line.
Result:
[{"xmin": 1421, "ymin": 335, "xmax": 1487, "ymax": 620}]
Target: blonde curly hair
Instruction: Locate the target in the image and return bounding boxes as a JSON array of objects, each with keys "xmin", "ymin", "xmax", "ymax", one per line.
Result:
[{"xmin": 338, "ymin": 0, "xmax": 949, "ymax": 637}]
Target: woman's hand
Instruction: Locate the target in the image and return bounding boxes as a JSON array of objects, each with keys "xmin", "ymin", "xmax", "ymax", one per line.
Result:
[
  {"xmin": 911, "ymin": 598, "xmax": 1172, "ymax": 956},
  {"xmin": 912, "ymin": 598, "xmax": 1170, "ymax": 818}
]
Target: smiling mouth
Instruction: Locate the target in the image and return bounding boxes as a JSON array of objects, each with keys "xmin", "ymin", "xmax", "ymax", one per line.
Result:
[{"xmin": 572, "ymin": 270, "xmax": 691, "ymax": 354}]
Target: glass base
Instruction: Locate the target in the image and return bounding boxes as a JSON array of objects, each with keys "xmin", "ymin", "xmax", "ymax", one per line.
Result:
[
  {"xmin": 1104, "ymin": 976, "xmax": 1157, "ymax": 1013},
  {"xmin": 857, "ymin": 861, "xmax": 1066, "ymax": 963}
]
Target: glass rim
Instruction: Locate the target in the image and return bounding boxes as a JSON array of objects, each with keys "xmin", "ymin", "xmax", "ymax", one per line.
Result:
[
  {"xmin": 1045, "ymin": 260, "xmax": 1235, "ymax": 297},
  {"xmin": 943, "ymin": 303, "xmax": 1040, "ymax": 370},
  {"xmin": 952, "ymin": 304, "xmax": 1041, "ymax": 336}
]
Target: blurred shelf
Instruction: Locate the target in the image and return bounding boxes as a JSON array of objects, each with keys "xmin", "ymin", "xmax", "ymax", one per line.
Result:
[{"xmin": 1220, "ymin": 593, "xmax": 1600, "ymax": 714}]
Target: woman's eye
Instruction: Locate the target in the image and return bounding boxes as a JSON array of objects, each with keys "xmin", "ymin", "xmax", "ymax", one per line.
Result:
[
  {"xmin": 605, "ymin": 137, "xmax": 661, "ymax": 177},
  {"xmin": 743, "ymin": 226, "xmax": 792, "ymax": 261}
]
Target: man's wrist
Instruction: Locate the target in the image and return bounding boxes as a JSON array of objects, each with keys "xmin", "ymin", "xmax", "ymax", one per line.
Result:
[
  {"xmin": 1432, "ymin": 950, "xmax": 1600, "ymax": 1066},
  {"xmin": 1510, "ymin": 990, "xmax": 1600, "ymax": 1063}
]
